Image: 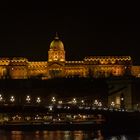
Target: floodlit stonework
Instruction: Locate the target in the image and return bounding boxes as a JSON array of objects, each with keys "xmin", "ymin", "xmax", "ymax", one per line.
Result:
[{"xmin": 0, "ymin": 34, "xmax": 139, "ymax": 79}]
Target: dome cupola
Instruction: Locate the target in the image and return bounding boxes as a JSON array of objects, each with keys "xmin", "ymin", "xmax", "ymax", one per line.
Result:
[
  {"xmin": 50, "ymin": 33, "xmax": 64, "ymax": 51},
  {"xmin": 48, "ymin": 33, "xmax": 65, "ymax": 62}
]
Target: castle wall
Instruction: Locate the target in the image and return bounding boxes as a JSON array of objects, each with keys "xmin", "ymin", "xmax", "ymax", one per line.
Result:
[
  {"xmin": 28, "ymin": 62, "xmax": 48, "ymax": 78},
  {"xmin": 0, "ymin": 58, "xmax": 10, "ymax": 78},
  {"xmin": 65, "ymin": 61, "xmax": 87, "ymax": 77},
  {"xmin": 0, "ymin": 38, "xmax": 135, "ymax": 79},
  {"xmin": 0, "ymin": 58, "xmax": 134, "ymax": 79},
  {"xmin": 131, "ymin": 66, "xmax": 140, "ymax": 77}
]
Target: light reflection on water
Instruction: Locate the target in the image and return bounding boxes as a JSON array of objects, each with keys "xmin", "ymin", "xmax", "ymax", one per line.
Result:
[{"xmin": 0, "ymin": 130, "xmax": 139, "ymax": 140}]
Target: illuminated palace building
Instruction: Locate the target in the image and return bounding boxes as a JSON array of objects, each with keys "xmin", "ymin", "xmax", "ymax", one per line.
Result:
[{"xmin": 0, "ymin": 34, "xmax": 140, "ymax": 79}]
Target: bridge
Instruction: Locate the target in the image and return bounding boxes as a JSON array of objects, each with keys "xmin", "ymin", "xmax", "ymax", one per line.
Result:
[{"xmin": 0, "ymin": 103, "xmax": 140, "ymax": 132}]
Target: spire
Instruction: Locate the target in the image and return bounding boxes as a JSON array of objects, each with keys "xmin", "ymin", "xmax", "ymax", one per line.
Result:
[{"xmin": 54, "ymin": 32, "xmax": 59, "ymax": 40}]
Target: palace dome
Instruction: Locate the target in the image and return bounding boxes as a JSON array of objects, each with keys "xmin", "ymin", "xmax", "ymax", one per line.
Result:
[{"xmin": 50, "ymin": 35, "xmax": 64, "ymax": 51}]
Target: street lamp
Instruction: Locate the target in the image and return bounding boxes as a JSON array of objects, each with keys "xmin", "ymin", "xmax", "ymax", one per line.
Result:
[
  {"xmin": 26, "ymin": 95, "xmax": 31, "ymax": 103},
  {"xmin": 72, "ymin": 98, "xmax": 77, "ymax": 104},
  {"xmin": 0, "ymin": 94, "xmax": 3, "ymax": 102},
  {"xmin": 51, "ymin": 97, "xmax": 56, "ymax": 103},
  {"xmin": 36, "ymin": 97, "xmax": 41, "ymax": 103},
  {"xmin": 10, "ymin": 96, "xmax": 15, "ymax": 103}
]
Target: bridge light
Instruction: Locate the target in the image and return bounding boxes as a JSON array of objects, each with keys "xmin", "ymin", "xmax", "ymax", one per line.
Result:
[
  {"xmin": 58, "ymin": 100, "xmax": 63, "ymax": 104},
  {"xmin": 94, "ymin": 100, "xmax": 98, "ymax": 105},
  {"xmin": 111, "ymin": 101, "xmax": 115, "ymax": 107},
  {"xmin": 81, "ymin": 100, "xmax": 84, "ymax": 104},
  {"xmin": 49, "ymin": 105, "xmax": 53, "ymax": 111},
  {"xmin": 98, "ymin": 102, "xmax": 102, "ymax": 107}
]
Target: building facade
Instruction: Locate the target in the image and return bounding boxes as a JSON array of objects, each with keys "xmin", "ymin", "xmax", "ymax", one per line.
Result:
[{"xmin": 0, "ymin": 34, "xmax": 140, "ymax": 80}]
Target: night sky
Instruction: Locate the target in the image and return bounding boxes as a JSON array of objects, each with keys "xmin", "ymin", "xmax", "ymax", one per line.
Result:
[{"xmin": 0, "ymin": 3, "xmax": 140, "ymax": 64}]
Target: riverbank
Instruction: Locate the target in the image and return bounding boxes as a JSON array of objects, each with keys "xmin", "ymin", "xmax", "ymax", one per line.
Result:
[{"xmin": 0, "ymin": 122, "xmax": 103, "ymax": 131}]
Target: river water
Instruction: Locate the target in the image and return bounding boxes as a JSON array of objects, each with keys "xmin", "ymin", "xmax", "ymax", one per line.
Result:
[{"xmin": 0, "ymin": 130, "xmax": 139, "ymax": 140}]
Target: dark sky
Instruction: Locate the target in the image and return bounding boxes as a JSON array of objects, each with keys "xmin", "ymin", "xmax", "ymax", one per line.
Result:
[{"xmin": 0, "ymin": 3, "xmax": 140, "ymax": 64}]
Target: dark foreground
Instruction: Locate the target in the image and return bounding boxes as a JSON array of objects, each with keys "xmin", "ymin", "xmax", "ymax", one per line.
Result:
[
  {"xmin": 0, "ymin": 130, "xmax": 140, "ymax": 140},
  {"xmin": 0, "ymin": 120, "xmax": 140, "ymax": 136}
]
